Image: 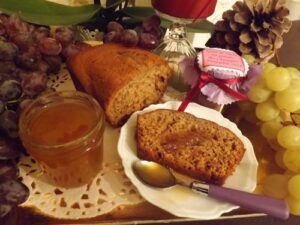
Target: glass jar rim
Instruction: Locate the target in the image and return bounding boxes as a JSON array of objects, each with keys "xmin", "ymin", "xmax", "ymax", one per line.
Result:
[{"xmin": 19, "ymin": 91, "xmax": 104, "ymax": 151}]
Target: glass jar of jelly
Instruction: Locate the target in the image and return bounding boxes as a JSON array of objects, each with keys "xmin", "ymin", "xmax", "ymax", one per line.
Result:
[{"xmin": 19, "ymin": 91, "xmax": 105, "ymax": 188}]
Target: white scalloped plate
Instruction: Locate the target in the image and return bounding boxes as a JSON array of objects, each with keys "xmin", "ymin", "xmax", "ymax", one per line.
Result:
[{"xmin": 118, "ymin": 101, "xmax": 258, "ymax": 220}]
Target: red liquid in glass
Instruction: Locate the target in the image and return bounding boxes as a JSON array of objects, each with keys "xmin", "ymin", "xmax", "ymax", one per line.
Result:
[{"xmin": 152, "ymin": 0, "xmax": 217, "ymax": 19}]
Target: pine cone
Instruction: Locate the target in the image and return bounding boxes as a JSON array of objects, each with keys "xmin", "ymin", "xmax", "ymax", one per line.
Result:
[{"xmin": 206, "ymin": 0, "xmax": 292, "ymax": 63}]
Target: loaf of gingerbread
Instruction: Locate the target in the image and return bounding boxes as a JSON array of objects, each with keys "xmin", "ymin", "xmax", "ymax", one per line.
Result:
[{"xmin": 68, "ymin": 44, "xmax": 171, "ymax": 126}]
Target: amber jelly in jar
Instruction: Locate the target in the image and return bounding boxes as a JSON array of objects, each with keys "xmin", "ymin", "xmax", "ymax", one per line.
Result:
[{"xmin": 19, "ymin": 91, "xmax": 105, "ymax": 188}]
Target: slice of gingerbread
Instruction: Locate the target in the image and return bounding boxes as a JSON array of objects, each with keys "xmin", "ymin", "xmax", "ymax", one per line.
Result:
[{"xmin": 136, "ymin": 109, "xmax": 245, "ymax": 185}]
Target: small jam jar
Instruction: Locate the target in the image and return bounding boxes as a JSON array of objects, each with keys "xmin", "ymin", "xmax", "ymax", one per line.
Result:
[{"xmin": 19, "ymin": 91, "xmax": 105, "ymax": 188}]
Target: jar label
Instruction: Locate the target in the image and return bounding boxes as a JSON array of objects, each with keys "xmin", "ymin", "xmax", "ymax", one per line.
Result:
[{"xmin": 202, "ymin": 48, "xmax": 245, "ymax": 72}]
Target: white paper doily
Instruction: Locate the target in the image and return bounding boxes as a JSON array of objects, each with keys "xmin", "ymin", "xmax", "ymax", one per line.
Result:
[
  {"xmin": 18, "ymin": 66, "xmax": 144, "ymax": 219},
  {"xmin": 47, "ymin": 65, "xmax": 76, "ymax": 92}
]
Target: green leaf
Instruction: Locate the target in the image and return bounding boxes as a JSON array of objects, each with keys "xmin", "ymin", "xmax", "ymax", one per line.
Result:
[
  {"xmin": 0, "ymin": 0, "xmax": 100, "ymax": 25},
  {"xmin": 122, "ymin": 7, "xmax": 214, "ymax": 33},
  {"xmin": 122, "ymin": 7, "xmax": 155, "ymax": 20}
]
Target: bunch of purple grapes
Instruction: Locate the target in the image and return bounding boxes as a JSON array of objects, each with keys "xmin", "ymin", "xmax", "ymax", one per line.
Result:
[
  {"xmin": 0, "ymin": 138, "xmax": 29, "ymax": 218},
  {"xmin": 0, "ymin": 13, "xmax": 91, "ymax": 219},
  {"xmin": 103, "ymin": 15, "xmax": 163, "ymax": 50},
  {"xmin": 0, "ymin": 13, "xmax": 91, "ymax": 139}
]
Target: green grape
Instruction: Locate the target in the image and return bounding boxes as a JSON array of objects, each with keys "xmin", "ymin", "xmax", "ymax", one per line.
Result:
[
  {"xmin": 277, "ymin": 126, "xmax": 300, "ymax": 149},
  {"xmin": 288, "ymin": 175, "xmax": 300, "ymax": 200},
  {"xmin": 256, "ymin": 99, "xmax": 280, "ymax": 122},
  {"xmin": 265, "ymin": 67, "xmax": 291, "ymax": 91},
  {"xmin": 261, "ymin": 63, "xmax": 276, "ymax": 79},
  {"xmin": 268, "ymin": 139, "xmax": 286, "ymax": 151},
  {"xmin": 287, "ymin": 67, "xmax": 300, "ymax": 79},
  {"xmin": 260, "ymin": 117, "xmax": 283, "ymax": 140},
  {"xmin": 247, "ymin": 79, "xmax": 272, "ymax": 103},
  {"xmin": 275, "ymin": 150, "xmax": 286, "ymax": 169},
  {"xmin": 242, "ymin": 54, "xmax": 256, "ymax": 65},
  {"xmin": 291, "ymin": 79, "xmax": 300, "ymax": 89},
  {"xmin": 283, "ymin": 149, "xmax": 300, "ymax": 173},
  {"xmin": 284, "ymin": 170, "xmax": 297, "ymax": 178},
  {"xmin": 286, "ymin": 195, "xmax": 300, "ymax": 215},
  {"xmin": 291, "ymin": 147, "xmax": 300, "ymax": 151},
  {"xmin": 274, "ymin": 85, "xmax": 300, "ymax": 112},
  {"xmin": 263, "ymin": 174, "xmax": 289, "ymax": 199}
]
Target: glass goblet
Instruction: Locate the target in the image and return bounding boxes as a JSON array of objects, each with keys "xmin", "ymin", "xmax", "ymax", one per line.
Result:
[{"xmin": 151, "ymin": 0, "xmax": 217, "ymax": 92}]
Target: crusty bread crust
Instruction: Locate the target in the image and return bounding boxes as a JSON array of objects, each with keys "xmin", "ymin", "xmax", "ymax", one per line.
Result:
[
  {"xmin": 136, "ymin": 109, "xmax": 246, "ymax": 185},
  {"xmin": 68, "ymin": 44, "xmax": 171, "ymax": 126}
]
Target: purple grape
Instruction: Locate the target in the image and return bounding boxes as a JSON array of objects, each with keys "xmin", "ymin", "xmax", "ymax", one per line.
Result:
[
  {"xmin": 4, "ymin": 101, "xmax": 19, "ymax": 114},
  {"xmin": 0, "ymin": 23, "xmax": 6, "ymax": 36},
  {"xmin": 42, "ymin": 56, "xmax": 62, "ymax": 74},
  {"xmin": 0, "ymin": 14, "xmax": 8, "ymax": 37},
  {"xmin": 0, "ymin": 80, "xmax": 22, "ymax": 101},
  {"xmin": 0, "ymin": 14, "xmax": 8, "ymax": 24},
  {"xmin": 5, "ymin": 14, "xmax": 33, "ymax": 36},
  {"xmin": 0, "ymin": 204, "xmax": 12, "ymax": 218},
  {"xmin": 32, "ymin": 26, "xmax": 50, "ymax": 43},
  {"xmin": 0, "ymin": 42, "xmax": 18, "ymax": 61},
  {"xmin": 21, "ymin": 71, "xmax": 47, "ymax": 97},
  {"xmin": 9, "ymin": 32, "xmax": 33, "ymax": 51},
  {"xmin": 0, "ymin": 74, "xmax": 18, "ymax": 85},
  {"xmin": 0, "ymin": 137, "xmax": 20, "ymax": 160},
  {"xmin": 15, "ymin": 51, "xmax": 39, "ymax": 71},
  {"xmin": 142, "ymin": 15, "xmax": 162, "ymax": 39},
  {"xmin": 18, "ymin": 98, "xmax": 33, "ymax": 112},
  {"xmin": 107, "ymin": 21, "xmax": 124, "ymax": 33},
  {"xmin": 138, "ymin": 33, "xmax": 159, "ymax": 50},
  {"xmin": 0, "ymin": 74, "xmax": 11, "ymax": 86},
  {"xmin": 120, "ymin": 29, "xmax": 139, "ymax": 47},
  {"xmin": 27, "ymin": 45, "xmax": 41, "ymax": 56},
  {"xmin": 61, "ymin": 42, "xmax": 91, "ymax": 59},
  {"xmin": 0, "ymin": 100, "xmax": 4, "ymax": 115},
  {"xmin": 0, "ymin": 180, "xmax": 29, "ymax": 204},
  {"xmin": 0, "ymin": 110, "xmax": 18, "ymax": 139},
  {"xmin": 0, "ymin": 161, "xmax": 19, "ymax": 181},
  {"xmin": 145, "ymin": 15, "xmax": 161, "ymax": 27},
  {"xmin": 0, "ymin": 62, "xmax": 18, "ymax": 75},
  {"xmin": 55, "ymin": 26, "xmax": 75, "ymax": 46},
  {"xmin": 148, "ymin": 26, "xmax": 161, "ymax": 39},
  {"xmin": 36, "ymin": 60, "xmax": 49, "ymax": 74},
  {"xmin": 103, "ymin": 31, "xmax": 120, "ymax": 43},
  {"xmin": 38, "ymin": 38, "xmax": 62, "ymax": 56}
]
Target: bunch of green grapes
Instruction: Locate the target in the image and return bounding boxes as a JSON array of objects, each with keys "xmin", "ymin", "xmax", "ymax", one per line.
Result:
[{"xmin": 246, "ymin": 61, "xmax": 300, "ymax": 215}]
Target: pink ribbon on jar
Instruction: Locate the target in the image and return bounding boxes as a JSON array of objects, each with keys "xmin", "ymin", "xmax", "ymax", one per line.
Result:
[{"xmin": 178, "ymin": 72, "xmax": 248, "ymax": 112}]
